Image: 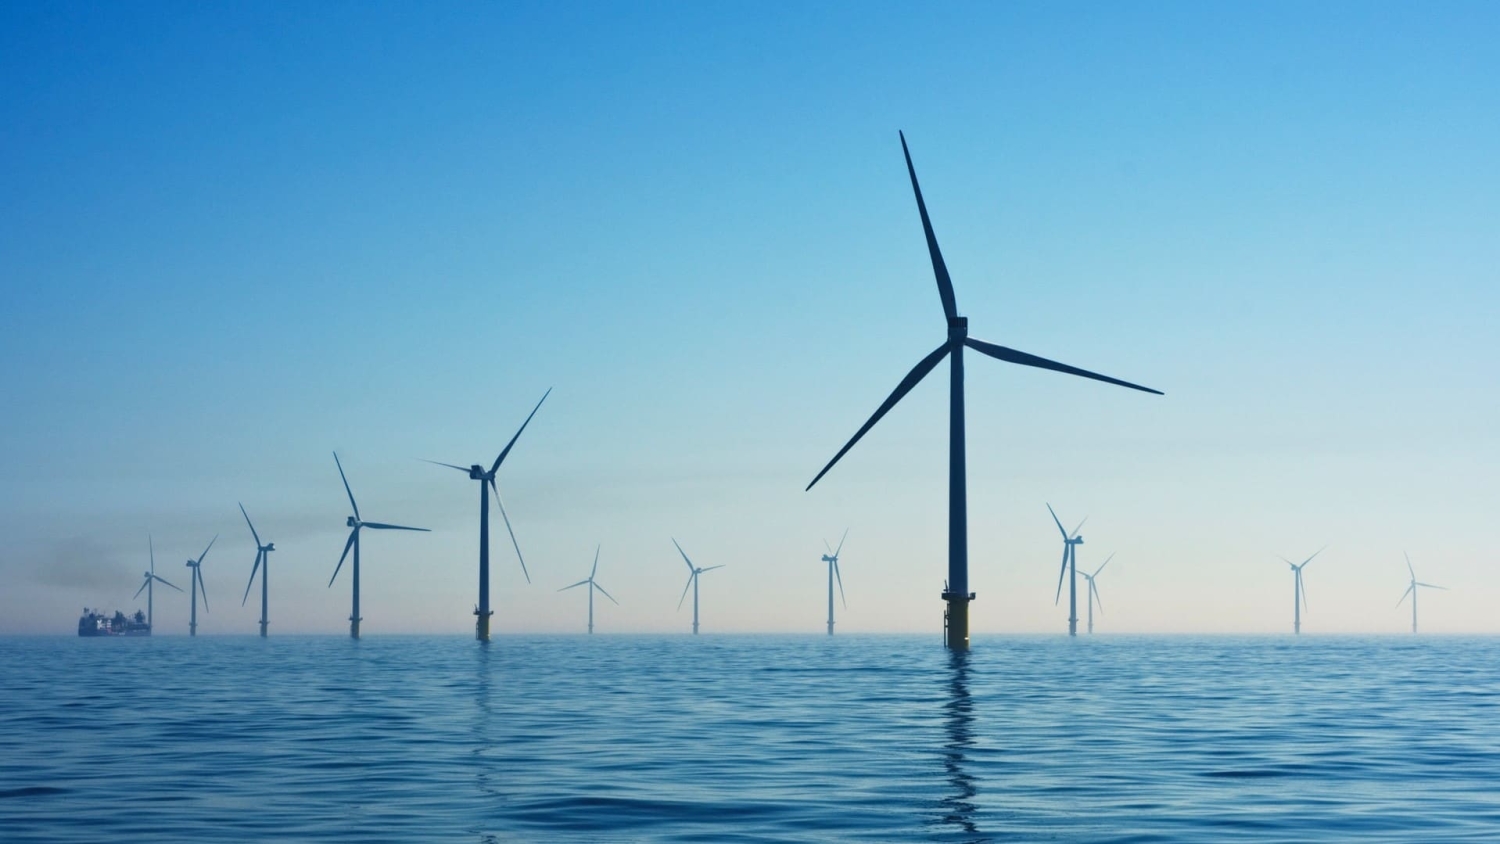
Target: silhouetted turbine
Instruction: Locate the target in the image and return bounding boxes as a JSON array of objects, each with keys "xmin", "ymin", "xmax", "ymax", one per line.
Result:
[
  {"xmin": 673, "ymin": 539, "xmax": 724, "ymax": 635},
  {"xmin": 133, "ymin": 535, "xmax": 182, "ymax": 633},
  {"xmin": 1077, "ymin": 553, "xmax": 1112, "ymax": 635},
  {"xmin": 1047, "ymin": 504, "xmax": 1087, "ymax": 637},
  {"xmin": 1279, "ymin": 547, "xmax": 1324, "ymax": 634},
  {"xmin": 820, "ymin": 530, "xmax": 849, "ymax": 635},
  {"xmin": 1396, "ymin": 552, "xmax": 1447, "ymax": 634},
  {"xmin": 805, "ymin": 132, "xmax": 1162, "ymax": 651},
  {"xmin": 424, "ymin": 388, "xmax": 550, "ymax": 642},
  {"xmin": 559, "ymin": 546, "xmax": 617, "ymax": 634},
  {"xmin": 329, "ymin": 452, "xmax": 429, "ymax": 639},
  {"xmin": 184, "ymin": 535, "xmax": 215, "ymax": 637},
  {"xmin": 238, "ymin": 503, "xmax": 275, "ymax": 637}
]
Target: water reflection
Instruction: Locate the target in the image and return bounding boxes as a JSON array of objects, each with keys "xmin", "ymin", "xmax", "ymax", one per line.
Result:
[
  {"xmin": 472, "ymin": 645, "xmax": 500, "ymax": 844},
  {"xmin": 936, "ymin": 650, "xmax": 990, "ymax": 841}
]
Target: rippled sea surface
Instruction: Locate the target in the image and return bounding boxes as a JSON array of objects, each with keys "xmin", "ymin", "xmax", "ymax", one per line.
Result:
[{"xmin": 3, "ymin": 635, "xmax": 1499, "ymax": 842}]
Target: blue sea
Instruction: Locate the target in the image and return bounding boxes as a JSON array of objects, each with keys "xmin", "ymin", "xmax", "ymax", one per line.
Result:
[{"xmin": 2, "ymin": 635, "xmax": 1498, "ymax": 842}]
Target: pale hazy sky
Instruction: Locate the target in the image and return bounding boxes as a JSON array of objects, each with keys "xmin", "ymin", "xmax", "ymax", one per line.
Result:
[{"xmin": 2, "ymin": 1, "xmax": 1497, "ymax": 636}]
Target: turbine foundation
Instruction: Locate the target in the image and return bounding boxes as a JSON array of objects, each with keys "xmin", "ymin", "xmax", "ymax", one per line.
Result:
[
  {"xmin": 943, "ymin": 591, "xmax": 974, "ymax": 651},
  {"xmin": 349, "ymin": 616, "xmax": 361, "ymax": 639},
  {"xmin": 475, "ymin": 609, "xmax": 493, "ymax": 642}
]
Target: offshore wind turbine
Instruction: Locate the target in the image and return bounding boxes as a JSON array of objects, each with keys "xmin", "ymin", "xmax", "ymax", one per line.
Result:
[
  {"xmin": 184, "ymin": 535, "xmax": 216, "ymax": 637},
  {"xmin": 558, "ymin": 546, "xmax": 617, "ymax": 634},
  {"xmin": 329, "ymin": 452, "xmax": 429, "ymax": 639},
  {"xmin": 820, "ymin": 530, "xmax": 849, "ymax": 635},
  {"xmin": 1397, "ymin": 552, "xmax": 1447, "ymax": 634},
  {"xmin": 133, "ymin": 536, "xmax": 183, "ymax": 633},
  {"xmin": 238, "ymin": 503, "xmax": 275, "ymax": 637},
  {"xmin": 805, "ymin": 132, "xmax": 1163, "ymax": 651},
  {"xmin": 1047, "ymin": 505, "xmax": 1087, "ymax": 636},
  {"xmin": 1279, "ymin": 547, "xmax": 1324, "ymax": 635},
  {"xmin": 1077, "ymin": 553, "xmax": 1113, "ymax": 635},
  {"xmin": 673, "ymin": 539, "xmax": 724, "ymax": 635},
  {"xmin": 423, "ymin": 389, "xmax": 549, "ymax": 642}
]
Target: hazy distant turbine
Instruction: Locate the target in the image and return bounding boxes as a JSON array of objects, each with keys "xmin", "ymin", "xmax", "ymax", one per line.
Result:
[
  {"xmin": 820, "ymin": 530, "xmax": 849, "ymax": 635},
  {"xmin": 132, "ymin": 536, "xmax": 183, "ymax": 633},
  {"xmin": 184, "ymin": 535, "xmax": 216, "ymax": 637},
  {"xmin": 1077, "ymin": 553, "xmax": 1113, "ymax": 635},
  {"xmin": 1397, "ymin": 552, "xmax": 1447, "ymax": 634},
  {"xmin": 1279, "ymin": 547, "xmax": 1324, "ymax": 635},
  {"xmin": 558, "ymin": 546, "xmax": 617, "ymax": 634},
  {"xmin": 328, "ymin": 452, "xmax": 429, "ymax": 639},
  {"xmin": 672, "ymin": 539, "xmax": 724, "ymax": 635},
  {"xmin": 1047, "ymin": 504, "xmax": 1087, "ymax": 637},
  {"xmin": 805, "ymin": 131, "xmax": 1162, "ymax": 651},
  {"xmin": 237, "ymin": 503, "xmax": 275, "ymax": 638},
  {"xmin": 423, "ymin": 389, "xmax": 550, "ymax": 641}
]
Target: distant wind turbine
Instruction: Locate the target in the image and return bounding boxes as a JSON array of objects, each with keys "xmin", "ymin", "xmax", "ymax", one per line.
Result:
[
  {"xmin": 1077, "ymin": 553, "xmax": 1113, "ymax": 635},
  {"xmin": 1279, "ymin": 547, "xmax": 1324, "ymax": 635},
  {"xmin": 238, "ymin": 503, "xmax": 275, "ymax": 638},
  {"xmin": 805, "ymin": 132, "xmax": 1163, "ymax": 651},
  {"xmin": 1397, "ymin": 552, "xmax": 1447, "ymax": 634},
  {"xmin": 133, "ymin": 535, "xmax": 183, "ymax": 633},
  {"xmin": 673, "ymin": 539, "xmax": 724, "ymax": 635},
  {"xmin": 820, "ymin": 530, "xmax": 849, "ymax": 635},
  {"xmin": 558, "ymin": 546, "xmax": 617, "ymax": 634},
  {"xmin": 1047, "ymin": 505, "xmax": 1088, "ymax": 636},
  {"xmin": 184, "ymin": 535, "xmax": 216, "ymax": 637},
  {"xmin": 423, "ymin": 389, "xmax": 550, "ymax": 641},
  {"xmin": 329, "ymin": 452, "xmax": 429, "ymax": 639}
]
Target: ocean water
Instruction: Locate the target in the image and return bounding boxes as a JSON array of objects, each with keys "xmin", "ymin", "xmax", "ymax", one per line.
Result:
[{"xmin": 2, "ymin": 635, "xmax": 1499, "ymax": 842}]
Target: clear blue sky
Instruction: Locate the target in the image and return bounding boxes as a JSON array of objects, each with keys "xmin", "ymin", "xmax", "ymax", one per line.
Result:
[{"xmin": 2, "ymin": 1, "xmax": 1496, "ymax": 635}]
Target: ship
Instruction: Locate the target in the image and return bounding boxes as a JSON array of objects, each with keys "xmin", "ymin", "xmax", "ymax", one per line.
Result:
[{"xmin": 78, "ymin": 608, "xmax": 151, "ymax": 636}]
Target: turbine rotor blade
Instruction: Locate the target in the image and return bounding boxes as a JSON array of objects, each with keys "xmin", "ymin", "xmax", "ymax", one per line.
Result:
[
  {"xmin": 677, "ymin": 573, "xmax": 694, "ymax": 610},
  {"xmin": 490, "ymin": 479, "xmax": 528, "ymax": 583},
  {"xmin": 1396, "ymin": 584, "xmax": 1413, "ymax": 607},
  {"xmin": 420, "ymin": 459, "xmax": 472, "ymax": 473},
  {"xmin": 1046, "ymin": 503, "xmax": 1068, "ymax": 539},
  {"xmin": 333, "ymin": 451, "xmax": 360, "ymax": 521},
  {"xmin": 834, "ymin": 560, "xmax": 847, "ymax": 610},
  {"xmin": 1405, "ymin": 551, "xmax": 1415, "ymax": 580},
  {"xmin": 134, "ymin": 579, "xmax": 148, "ymax": 599},
  {"xmin": 672, "ymin": 538, "xmax": 696, "ymax": 573},
  {"xmin": 1093, "ymin": 553, "xmax": 1114, "ymax": 577},
  {"xmin": 1302, "ymin": 545, "xmax": 1327, "ymax": 568},
  {"xmin": 241, "ymin": 552, "xmax": 262, "ymax": 606},
  {"xmin": 558, "ymin": 579, "xmax": 590, "ymax": 592},
  {"xmin": 238, "ymin": 502, "xmax": 262, "ymax": 548},
  {"xmin": 154, "ymin": 575, "xmax": 184, "ymax": 593},
  {"xmin": 591, "ymin": 545, "xmax": 600, "ymax": 580},
  {"xmin": 196, "ymin": 534, "xmax": 217, "ymax": 565},
  {"xmin": 833, "ymin": 528, "xmax": 849, "ymax": 559},
  {"xmin": 1299, "ymin": 570, "xmax": 1308, "ymax": 611},
  {"xmin": 898, "ymin": 130, "xmax": 958, "ymax": 322},
  {"xmin": 197, "ymin": 571, "xmax": 209, "ymax": 613},
  {"xmin": 1092, "ymin": 580, "xmax": 1104, "ymax": 615},
  {"xmin": 329, "ymin": 529, "xmax": 356, "ymax": 587},
  {"xmin": 1054, "ymin": 546, "xmax": 1069, "ymax": 604},
  {"xmin": 362, "ymin": 521, "xmax": 430, "ymax": 532},
  {"xmin": 1071, "ymin": 517, "xmax": 1088, "ymax": 537},
  {"xmin": 699, "ymin": 565, "xmax": 726, "ymax": 573},
  {"xmin": 149, "ymin": 535, "xmax": 155, "ymax": 575},
  {"xmin": 1417, "ymin": 582, "xmax": 1447, "ymax": 590},
  {"xmin": 593, "ymin": 582, "xmax": 619, "ymax": 605},
  {"xmin": 491, "ymin": 388, "xmax": 551, "ymax": 475},
  {"xmin": 964, "ymin": 337, "xmax": 1164, "ymax": 395},
  {"xmin": 806, "ymin": 341, "xmax": 951, "ymax": 491}
]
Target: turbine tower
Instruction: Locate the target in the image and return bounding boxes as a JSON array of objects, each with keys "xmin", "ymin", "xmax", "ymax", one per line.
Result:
[
  {"xmin": 1047, "ymin": 504, "xmax": 1087, "ymax": 636},
  {"xmin": 820, "ymin": 530, "xmax": 849, "ymax": 635},
  {"xmin": 133, "ymin": 536, "xmax": 183, "ymax": 633},
  {"xmin": 423, "ymin": 388, "xmax": 549, "ymax": 642},
  {"xmin": 1077, "ymin": 553, "xmax": 1113, "ymax": 635},
  {"xmin": 806, "ymin": 132, "xmax": 1163, "ymax": 651},
  {"xmin": 184, "ymin": 535, "xmax": 216, "ymax": 637},
  {"xmin": 1279, "ymin": 547, "xmax": 1324, "ymax": 635},
  {"xmin": 673, "ymin": 539, "xmax": 724, "ymax": 635},
  {"xmin": 1397, "ymin": 552, "xmax": 1447, "ymax": 633},
  {"xmin": 558, "ymin": 546, "xmax": 617, "ymax": 634},
  {"xmin": 329, "ymin": 452, "xmax": 429, "ymax": 639},
  {"xmin": 238, "ymin": 503, "xmax": 275, "ymax": 637}
]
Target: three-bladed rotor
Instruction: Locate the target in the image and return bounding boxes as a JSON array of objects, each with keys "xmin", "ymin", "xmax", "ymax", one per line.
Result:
[
  {"xmin": 184, "ymin": 534, "xmax": 216, "ymax": 612},
  {"xmin": 1048, "ymin": 504, "xmax": 1088, "ymax": 605},
  {"xmin": 820, "ymin": 529, "xmax": 849, "ymax": 609},
  {"xmin": 134, "ymin": 536, "xmax": 183, "ymax": 599},
  {"xmin": 239, "ymin": 502, "xmax": 275, "ymax": 606},
  {"xmin": 329, "ymin": 452, "xmax": 429, "ymax": 587},
  {"xmin": 672, "ymin": 538, "xmax": 725, "ymax": 610}
]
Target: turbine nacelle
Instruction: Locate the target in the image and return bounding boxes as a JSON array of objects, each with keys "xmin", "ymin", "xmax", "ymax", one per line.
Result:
[
  {"xmin": 262, "ymin": 542, "xmax": 275, "ymax": 552},
  {"xmin": 468, "ymin": 465, "xmax": 485, "ymax": 480},
  {"xmin": 947, "ymin": 315, "xmax": 968, "ymax": 341},
  {"xmin": 347, "ymin": 515, "xmax": 359, "ymax": 528}
]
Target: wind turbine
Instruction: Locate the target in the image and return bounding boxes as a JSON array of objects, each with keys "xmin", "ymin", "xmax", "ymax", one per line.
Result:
[
  {"xmin": 673, "ymin": 539, "xmax": 724, "ymax": 635},
  {"xmin": 184, "ymin": 535, "xmax": 216, "ymax": 637},
  {"xmin": 1397, "ymin": 552, "xmax": 1447, "ymax": 634},
  {"xmin": 1047, "ymin": 504, "xmax": 1087, "ymax": 636},
  {"xmin": 1279, "ymin": 547, "xmax": 1324, "ymax": 635},
  {"xmin": 423, "ymin": 388, "xmax": 549, "ymax": 642},
  {"xmin": 558, "ymin": 546, "xmax": 617, "ymax": 634},
  {"xmin": 805, "ymin": 132, "xmax": 1163, "ymax": 651},
  {"xmin": 1077, "ymin": 553, "xmax": 1113, "ymax": 635},
  {"xmin": 820, "ymin": 530, "xmax": 849, "ymax": 635},
  {"xmin": 329, "ymin": 452, "xmax": 429, "ymax": 639},
  {"xmin": 132, "ymin": 535, "xmax": 183, "ymax": 633},
  {"xmin": 238, "ymin": 503, "xmax": 275, "ymax": 637}
]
